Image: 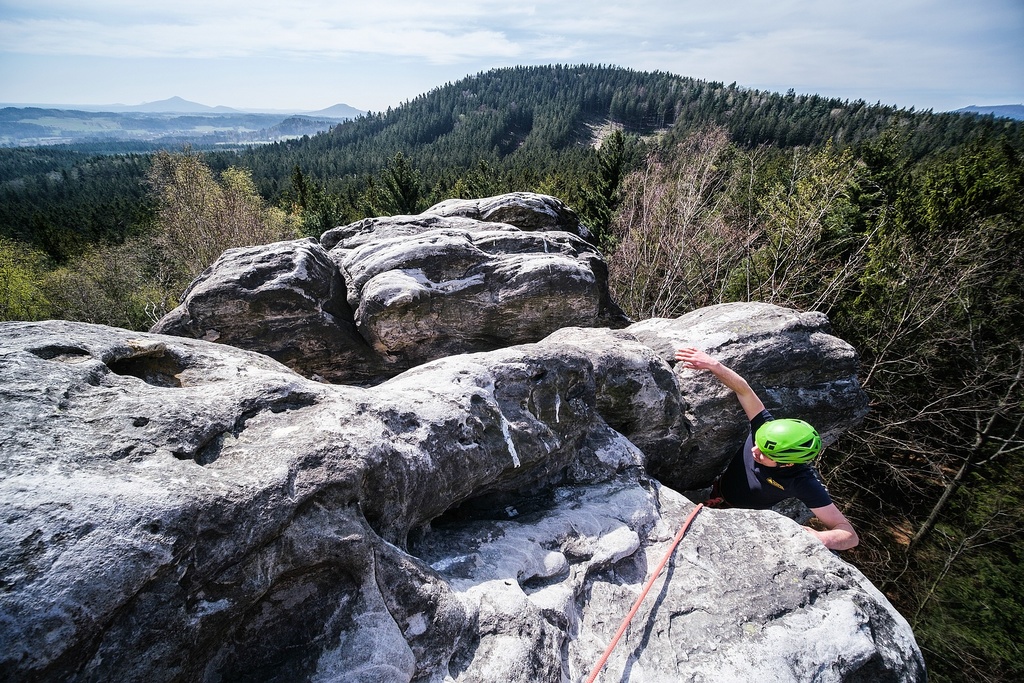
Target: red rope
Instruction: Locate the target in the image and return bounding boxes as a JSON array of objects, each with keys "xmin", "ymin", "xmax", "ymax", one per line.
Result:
[{"xmin": 584, "ymin": 503, "xmax": 704, "ymax": 683}]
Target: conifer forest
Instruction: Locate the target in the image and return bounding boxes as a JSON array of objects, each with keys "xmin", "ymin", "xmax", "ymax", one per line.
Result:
[{"xmin": 2, "ymin": 65, "xmax": 1022, "ymax": 682}]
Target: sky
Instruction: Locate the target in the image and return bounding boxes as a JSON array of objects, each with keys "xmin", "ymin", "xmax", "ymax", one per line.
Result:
[{"xmin": 0, "ymin": 0, "xmax": 1021, "ymax": 114}]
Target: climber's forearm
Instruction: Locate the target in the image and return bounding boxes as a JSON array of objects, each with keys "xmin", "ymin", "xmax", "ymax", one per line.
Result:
[{"xmin": 675, "ymin": 347, "xmax": 765, "ymax": 419}]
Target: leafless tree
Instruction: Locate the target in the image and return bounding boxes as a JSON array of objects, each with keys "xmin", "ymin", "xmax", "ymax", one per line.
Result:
[{"xmin": 608, "ymin": 127, "xmax": 749, "ymax": 319}]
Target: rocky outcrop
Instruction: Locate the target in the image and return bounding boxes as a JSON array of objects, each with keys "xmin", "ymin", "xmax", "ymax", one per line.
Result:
[
  {"xmin": 153, "ymin": 193, "xmax": 626, "ymax": 384},
  {"xmin": 149, "ymin": 237, "xmax": 382, "ymax": 384},
  {"xmin": 2, "ymin": 193, "xmax": 918, "ymax": 682},
  {"xmin": 1, "ymin": 318, "xmax": 923, "ymax": 682},
  {"xmin": 626, "ymin": 302, "xmax": 870, "ymax": 488},
  {"xmin": 422, "ymin": 479, "xmax": 924, "ymax": 683},
  {"xmin": 422, "ymin": 192, "xmax": 590, "ymax": 237}
]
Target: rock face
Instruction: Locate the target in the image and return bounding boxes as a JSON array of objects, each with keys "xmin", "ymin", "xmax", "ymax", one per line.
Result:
[
  {"xmin": 153, "ymin": 193, "xmax": 626, "ymax": 384},
  {"xmin": 627, "ymin": 302, "xmax": 871, "ymax": 489},
  {"xmin": 421, "ymin": 192, "xmax": 590, "ymax": 237},
  {"xmin": 2, "ymin": 194, "xmax": 921, "ymax": 682},
  {"xmin": 149, "ymin": 237, "xmax": 381, "ymax": 384},
  {"xmin": 1, "ymin": 316, "xmax": 924, "ymax": 682}
]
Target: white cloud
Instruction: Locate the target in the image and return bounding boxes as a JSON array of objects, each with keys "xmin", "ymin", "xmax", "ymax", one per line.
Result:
[
  {"xmin": 2, "ymin": 0, "xmax": 1020, "ymax": 68},
  {"xmin": 0, "ymin": 2, "xmax": 647, "ymax": 63},
  {"xmin": 0, "ymin": 0, "xmax": 1020, "ymax": 111},
  {"xmin": 0, "ymin": 17, "xmax": 523, "ymax": 62}
]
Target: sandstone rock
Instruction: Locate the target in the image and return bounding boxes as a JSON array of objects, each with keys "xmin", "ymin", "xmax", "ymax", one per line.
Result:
[
  {"xmin": 540, "ymin": 326, "xmax": 690, "ymax": 485},
  {"xmin": 628, "ymin": 302, "xmax": 869, "ymax": 488},
  {"xmin": 334, "ymin": 227, "xmax": 627, "ymax": 370},
  {"xmin": 149, "ymin": 237, "xmax": 387, "ymax": 385},
  {"xmin": 320, "ymin": 215, "xmax": 496, "ymax": 252},
  {"xmin": 320, "ymin": 192, "xmax": 587, "ymax": 255},
  {"xmin": 152, "ymin": 194, "xmax": 628, "ymax": 385},
  {"xmin": 0, "ymin": 320, "xmax": 623, "ymax": 681},
  {"xmin": 423, "ymin": 192, "xmax": 590, "ymax": 238},
  {"xmin": 0, "ymin": 320, "xmax": 922, "ymax": 682},
  {"xmin": 421, "ymin": 478, "xmax": 925, "ymax": 683}
]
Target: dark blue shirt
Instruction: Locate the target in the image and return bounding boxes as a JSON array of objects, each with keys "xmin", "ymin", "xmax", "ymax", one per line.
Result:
[{"xmin": 720, "ymin": 410, "xmax": 832, "ymax": 510}]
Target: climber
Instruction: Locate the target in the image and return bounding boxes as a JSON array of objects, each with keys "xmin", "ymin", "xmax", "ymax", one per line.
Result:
[{"xmin": 674, "ymin": 346, "xmax": 859, "ymax": 551}]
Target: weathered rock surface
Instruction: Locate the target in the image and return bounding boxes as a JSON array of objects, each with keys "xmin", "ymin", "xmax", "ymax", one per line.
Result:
[
  {"xmin": 541, "ymin": 327, "xmax": 690, "ymax": 485},
  {"xmin": 627, "ymin": 302, "xmax": 870, "ymax": 488},
  {"xmin": 154, "ymin": 193, "xmax": 626, "ymax": 384},
  {"xmin": 543, "ymin": 308, "xmax": 868, "ymax": 493},
  {"xmin": 1, "ymin": 319, "xmax": 924, "ymax": 682},
  {"xmin": 420, "ymin": 479, "xmax": 924, "ymax": 682},
  {"xmin": 319, "ymin": 193, "xmax": 589, "ymax": 253},
  {"xmin": 332, "ymin": 227, "xmax": 623, "ymax": 370},
  {"xmin": 150, "ymin": 237, "xmax": 383, "ymax": 384},
  {"xmin": 423, "ymin": 192, "xmax": 590, "ymax": 237}
]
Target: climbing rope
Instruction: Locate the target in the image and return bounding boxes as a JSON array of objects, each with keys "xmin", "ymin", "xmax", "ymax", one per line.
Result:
[{"xmin": 584, "ymin": 503, "xmax": 704, "ymax": 683}]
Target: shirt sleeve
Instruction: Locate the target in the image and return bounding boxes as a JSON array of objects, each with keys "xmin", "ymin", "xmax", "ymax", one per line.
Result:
[
  {"xmin": 798, "ymin": 470, "xmax": 833, "ymax": 509},
  {"xmin": 750, "ymin": 409, "xmax": 773, "ymax": 436}
]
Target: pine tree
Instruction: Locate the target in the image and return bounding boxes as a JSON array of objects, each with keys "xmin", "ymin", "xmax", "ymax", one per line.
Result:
[{"xmin": 366, "ymin": 152, "xmax": 424, "ymax": 216}]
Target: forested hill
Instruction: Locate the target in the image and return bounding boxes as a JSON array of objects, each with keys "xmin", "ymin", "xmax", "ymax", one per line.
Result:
[
  {"xmin": 232, "ymin": 64, "xmax": 1023, "ymax": 187},
  {"xmin": 3, "ymin": 64, "xmax": 1023, "ymax": 261}
]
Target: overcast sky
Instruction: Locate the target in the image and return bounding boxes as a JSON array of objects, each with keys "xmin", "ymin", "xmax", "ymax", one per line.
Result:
[{"xmin": 0, "ymin": 0, "xmax": 1021, "ymax": 113}]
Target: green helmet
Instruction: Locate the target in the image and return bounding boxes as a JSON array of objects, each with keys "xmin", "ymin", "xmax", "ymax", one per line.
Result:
[{"xmin": 755, "ymin": 419, "xmax": 821, "ymax": 464}]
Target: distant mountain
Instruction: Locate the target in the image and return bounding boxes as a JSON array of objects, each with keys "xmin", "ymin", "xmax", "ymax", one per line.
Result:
[
  {"xmin": 0, "ymin": 106, "xmax": 340, "ymax": 148},
  {"xmin": 127, "ymin": 96, "xmax": 237, "ymax": 113},
  {"xmin": 303, "ymin": 103, "xmax": 363, "ymax": 119},
  {"xmin": 0, "ymin": 98, "xmax": 364, "ymax": 117},
  {"xmin": 953, "ymin": 104, "xmax": 1024, "ymax": 120}
]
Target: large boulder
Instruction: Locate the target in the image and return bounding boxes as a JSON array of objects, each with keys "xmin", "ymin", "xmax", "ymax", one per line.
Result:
[
  {"xmin": 319, "ymin": 192, "xmax": 589, "ymax": 252},
  {"xmin": 332, "ymin": 227, "xmax": 625, "ymax": 370},
  {"xmin": 320, "ymin": 214, "xmax": 495, "ymax": 252},
  {"xmin": 423, "ymin": 192, "xmax": 590, "ymax": 237},
  {"xmin": 150, "ymin": 238, "xmax": 386, "ymax": 385},
  {"xmin": 0, "ymin": 320, "xmax": 923, "ymax": 682},
  {"xmin": 152, "ymin": 194, "xmax": 628, "ymax": 385},
  {"xmin": 0, "ymin": 320, "xmax": 615, "ymax": 682},
  {"xmin": 627, "ymin": 302, "xmax": 870, "ymax": 488}
]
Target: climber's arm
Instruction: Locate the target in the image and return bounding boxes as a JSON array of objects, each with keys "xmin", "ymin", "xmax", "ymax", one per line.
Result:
[
  {"xmin": 674, "ymin": 347, "xmax": 765, "ymax": 420},
  {"xmin": 806, "ymin": 503, "xmax": 859, "ymax": 551}
]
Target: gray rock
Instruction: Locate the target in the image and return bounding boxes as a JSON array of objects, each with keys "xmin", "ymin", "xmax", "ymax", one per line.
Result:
[
  {"xmin": 628, "ymin": 302, "xmax": 869, "ymax": 488},
  {"xmin": 334, "ymin": 228, "xmax": 627, "ymax": 370},
  {"xmin": 149, "ymin": 237, "xmax": 387, "ymax": 385},
  {"xmin": 0, "ymin": 320, "xmax": 922, "ymax": 682},
  {"xmin": 540, "ymin": 327, "xmax": 690, "ymax": 486},
  {"xmin": 0, "ymin": 320, "xmax": 621, "ymax": 682},
  {"xmin": 420, "ymin": 478, "xmax": 925, "ymax": 683},
  {"xmin": 320, "ymin": 215, "xmax": 497, "ymax": 252},
  {"xmin": 423, "ymin": 192, "xmax": 590, "ymax": 238},
  {"xmin": 152, "ymin": 194, "xmax": 628, "ymax": 384},
  {"xmin": 320, "ymin": 192, "xmax": 587, "ymax": 253}
]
